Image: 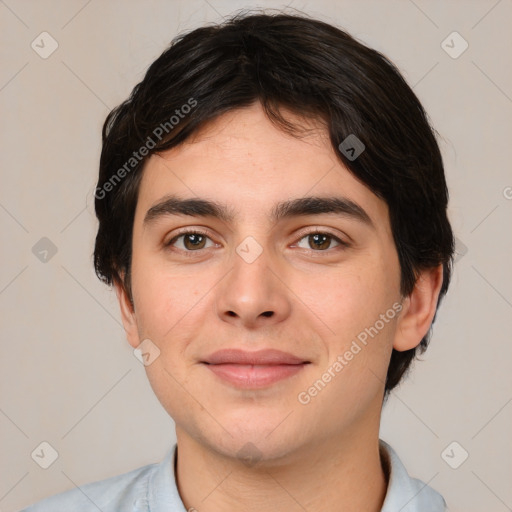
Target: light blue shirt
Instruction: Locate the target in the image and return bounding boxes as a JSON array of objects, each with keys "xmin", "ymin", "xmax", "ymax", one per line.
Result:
[{"xmin": 22, "ymin": 439, "xmax": 446, "ymax": 511}]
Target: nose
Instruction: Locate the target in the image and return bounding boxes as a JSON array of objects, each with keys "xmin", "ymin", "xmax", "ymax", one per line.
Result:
[{"xmin": 214, "ymin": 240, "xmax": 292, "ymax": 330}]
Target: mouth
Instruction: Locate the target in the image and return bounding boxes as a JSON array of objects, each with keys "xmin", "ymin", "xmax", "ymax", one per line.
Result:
[{"xmin": 201, "ymin": 349, "xmax": 310, "ymax": 389}]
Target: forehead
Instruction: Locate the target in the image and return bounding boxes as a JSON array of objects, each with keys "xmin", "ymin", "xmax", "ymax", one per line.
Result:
[{"xmin": 134, "ymin": 103, "xmax": 390, "ymax": 231}]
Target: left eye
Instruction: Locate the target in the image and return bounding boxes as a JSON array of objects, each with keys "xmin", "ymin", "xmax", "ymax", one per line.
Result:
[{"xmin": 295, "ymin": 232, "xmax": 344, "ymax": 251}]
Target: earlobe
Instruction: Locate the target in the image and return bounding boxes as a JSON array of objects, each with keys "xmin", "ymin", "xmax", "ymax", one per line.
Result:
[
  {"xmin": 114, "ymin": 278, "xmax": 140, "ymax": 349},
  {"xmin": 393, "ymin": 265, "xmax": 444, "ymax": 352}
]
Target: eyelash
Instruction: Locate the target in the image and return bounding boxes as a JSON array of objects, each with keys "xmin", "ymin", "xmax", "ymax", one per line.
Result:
[{"xmin": 164, "ymin": 228, "xmax": 350, "ymax": 256}]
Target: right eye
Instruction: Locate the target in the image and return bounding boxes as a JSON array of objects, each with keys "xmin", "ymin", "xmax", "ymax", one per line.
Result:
[{"xmin": 165, "ymin": 229, "xmax": 217, "ymax": 253}]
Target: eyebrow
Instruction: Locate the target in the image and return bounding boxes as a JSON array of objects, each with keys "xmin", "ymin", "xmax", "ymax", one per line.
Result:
[{"xmin": 143, "ymin": 194, "xmax": 374, "ymax": 228}]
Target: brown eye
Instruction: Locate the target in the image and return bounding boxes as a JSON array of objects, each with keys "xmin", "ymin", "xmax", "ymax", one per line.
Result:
[
  {"xmin": 309, "ymin": 233, "xmax": 331, "ymax": 250},
  {"xmin": 182, "ymin": 233, "xmax": 207, "ymax": 250},
  {"xmin": 295, "ymin": 231, "xmax": 346, "ymax": 251},
  {"xmin": 167, "ymin": 231, "xmax": 214, "ymax": 251}
]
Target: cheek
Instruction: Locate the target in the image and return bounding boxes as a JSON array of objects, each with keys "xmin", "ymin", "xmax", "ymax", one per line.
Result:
[
  {"xmin": 130, "ymin": 253, "xmax": 222, "ymax": 365},
  {"xmin": 294, "ymin": 254, "xmax": 399, "ymax": 387},
  {"xmin": 297, "ymin": 273, "xmax": 398, "ymax": 427},
  {"xmin": 130, "ymin": 252, "xmax": 190, "ymax": 342},
  {"xmin": 295, "ymin": 256, "xmax": 398, "ymax": 334},
  {"xmin": 132, "ymin": 263, "xmax": 205, "ymax": 412}
]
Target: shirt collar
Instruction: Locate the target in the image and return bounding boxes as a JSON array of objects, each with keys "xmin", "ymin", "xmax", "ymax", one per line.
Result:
[
  {"xmin": 146, "ymin": 443, "xmax": 187, "ymax": 512},
  {"xmin": 147, "ymin": 440, "xmax": 445, "ymax": 512},
  {"xmin": 379, "ymin": 439, "xmax": 446, "ymax": 511}
]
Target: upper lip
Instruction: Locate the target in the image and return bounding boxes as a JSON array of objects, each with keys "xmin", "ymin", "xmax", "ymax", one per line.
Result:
[{"xmin": 202, "ymin": 349, "xmax": 309, "ymax": 365}]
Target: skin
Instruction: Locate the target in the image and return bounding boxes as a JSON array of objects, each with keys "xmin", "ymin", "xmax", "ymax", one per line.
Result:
[{"xmin": 116, "ymin": 101, "xmax": 443, "ymax": 512}]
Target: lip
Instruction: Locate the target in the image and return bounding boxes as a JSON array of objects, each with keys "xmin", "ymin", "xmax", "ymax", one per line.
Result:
[
  {"xmin": 201, "ymin": 349, "xmax": 310, "ymax": 389},
  {"xmin": 203, "ymin": 348, "xmax": 308, "ymax": 365}
]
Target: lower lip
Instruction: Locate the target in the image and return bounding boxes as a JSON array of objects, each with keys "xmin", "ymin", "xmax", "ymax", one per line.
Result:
[{"xmin": 204, "ymin": 363, "xmax": 307, "ymax": 388}]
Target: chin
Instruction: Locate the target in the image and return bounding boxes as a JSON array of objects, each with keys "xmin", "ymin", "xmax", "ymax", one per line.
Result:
[{"xmin": 210, "ymin": 433, "xmax": 303, "ymax": 467}]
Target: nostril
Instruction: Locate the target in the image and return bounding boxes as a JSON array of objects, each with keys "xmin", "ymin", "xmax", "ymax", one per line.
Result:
[{"xmin": 261, "ymin": 311, "xmax": 273, "ymax": 317}]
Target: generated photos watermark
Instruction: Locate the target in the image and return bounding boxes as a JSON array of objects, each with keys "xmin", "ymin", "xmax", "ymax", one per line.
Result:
[
  {"xmin": 94, "ymin": 97, "xmax": 197, "ymax": 200},
  {"xmin": 297, "ymin": 301, "xmax": 403, "ymax": 405}
]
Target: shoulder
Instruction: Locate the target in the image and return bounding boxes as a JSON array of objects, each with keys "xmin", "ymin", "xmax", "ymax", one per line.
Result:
[{"xmin": 21, "ymin": 461, "xmax": 157, "ymax": 512}]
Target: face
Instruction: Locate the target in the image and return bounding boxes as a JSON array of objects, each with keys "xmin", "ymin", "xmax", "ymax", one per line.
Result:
[{"xmin": 117, "ymin": 102, "xmax": 436, "ymax": 463}]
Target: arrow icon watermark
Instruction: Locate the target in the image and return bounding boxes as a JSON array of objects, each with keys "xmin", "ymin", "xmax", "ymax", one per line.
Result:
[
  {"xmin": 338, "ymin": 134, "xmax": 365, "ymax": 161},
  {"xmin": 134, "ymin": 338, "xmax": 161, "ymax": 366}
]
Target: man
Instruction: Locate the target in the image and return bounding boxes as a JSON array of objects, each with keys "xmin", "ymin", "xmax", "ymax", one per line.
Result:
[{"xmin": 24, "ymin": 10, "xmax": 454, "ymax": 512}]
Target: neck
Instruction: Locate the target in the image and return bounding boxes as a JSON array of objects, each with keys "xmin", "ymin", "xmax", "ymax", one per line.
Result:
[{"xmin": 174, "ymin": 426, "xmax": 388, "ymax": 512}]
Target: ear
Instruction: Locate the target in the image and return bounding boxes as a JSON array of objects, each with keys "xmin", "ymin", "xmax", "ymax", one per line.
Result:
[
  {"xmin": 114, "ymin": 276, "xmax": 140, "ymax": 349},
  {"xmin": 393, "ymin": 264, "xmax": 444, "ymax": 352}
]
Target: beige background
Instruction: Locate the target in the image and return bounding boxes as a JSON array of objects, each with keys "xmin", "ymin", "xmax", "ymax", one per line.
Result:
[{"xmin": 1, "ymin": 1, "xmax": 511, "ymax": 511}]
